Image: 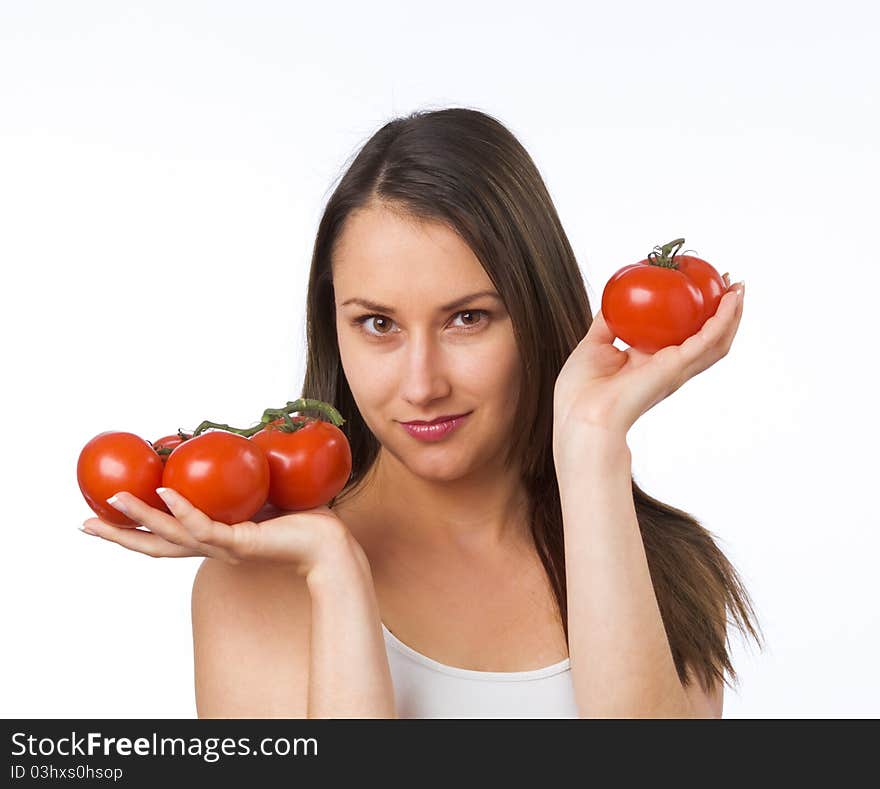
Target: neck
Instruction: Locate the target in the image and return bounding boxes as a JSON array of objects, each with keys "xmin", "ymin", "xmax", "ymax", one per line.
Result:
[{"xmin": 352, "ymin": 446, "xmax": 532, "ymax": 554}]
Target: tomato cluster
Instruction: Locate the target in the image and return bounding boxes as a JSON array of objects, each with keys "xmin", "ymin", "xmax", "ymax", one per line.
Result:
[
  {"xmin": 601, "ymin": 238, "xmax": 727, "ymax": 353},
  {"xmin": 76, "ymin": 399, "xmax": 352, "ymax": 526}
]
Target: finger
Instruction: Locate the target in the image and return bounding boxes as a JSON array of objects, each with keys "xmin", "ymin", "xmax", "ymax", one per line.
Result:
[
  {"xmin": 617, "ymin": 284, "xmax": 743, "ymax": 414},
  {"xmin": 81, "ymin": 517, "xmax": 199, "ymax": 558},
  {"xmin": 155, "ymin": 487, "xmax": 249, "ymax": 563},
  {"xmin": 110, "ymin": 489, "xmax": 238, "ymax": 563},
  {"xmin": 678, "ymin": 286, "xmax": 744, "ymax": 375},
  {"xmin": 107, "ymin": 490, "xmax": 202, "ymax": 549},
  {"xmin": 584, "ymin": 308, "xmax": 617, "ymax": 346},
  {"xmin": 715, "ymin": 284, "xmax": 745, "ymax": 347},
  {"xmin": 722, "ymin": 283, "xmax": 745, "ymax": 350}
]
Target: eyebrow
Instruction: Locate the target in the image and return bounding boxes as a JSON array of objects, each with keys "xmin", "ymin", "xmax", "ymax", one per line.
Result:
[{"xmin": 340, "ymin": 290, "xmax": 503, "ymax": 314}]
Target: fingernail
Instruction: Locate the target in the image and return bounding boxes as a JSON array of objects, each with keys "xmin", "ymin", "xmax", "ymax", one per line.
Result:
[
  {"xmin": 106, "ymin": 494, "xmax": 128, "ymax": 513},
  {"xmin": 156, "ymin": 487, "xmax": 173, "ymax": 506},
  {"xmin": 80, "ymin": 526, "xmax": 98, "ymax": 536}
]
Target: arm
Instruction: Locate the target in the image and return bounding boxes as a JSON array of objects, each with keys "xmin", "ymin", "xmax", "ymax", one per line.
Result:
[
  {"xmin": 192, "ymin": 528, "xmax": 396, "ymax": 719},
  {"xmin": 550, "ymin": 282, "xmax": 743, "ymax": 718},
  {"xmin": 305, "ymin": 533, "xmax": 397, "ymax": 718},
  {"xmin": 555, "ymin": 429, "xmax": 700, "ymax": 718}
]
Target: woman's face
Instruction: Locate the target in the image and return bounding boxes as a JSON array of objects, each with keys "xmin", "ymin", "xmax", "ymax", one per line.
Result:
[{"xmin": 333, "ymin": 203, "xmax": 522, "ymax": 482}]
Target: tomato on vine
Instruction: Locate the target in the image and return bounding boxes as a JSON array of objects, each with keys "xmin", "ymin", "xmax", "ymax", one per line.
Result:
[
  {"xmin": 161, "ymin": 431, "xmax": 270, "ymax": 524},
  {"xmin": 151, "ymin": 432, "xmax": 192, "ymax": 463},
  {"xmin": 77, "ymin": 398, "xmax": 351, "ymax": 528},
  {"xmin": 601, "ymin": 238, "xmax": 727, "ymax": 353},
  {"xmin": 77, "ymin": 432, "xmax": 169, "ymax": 527},
  {"xmin": 252, "ymin": 415, "xmax": 352, "ymax": 511}
]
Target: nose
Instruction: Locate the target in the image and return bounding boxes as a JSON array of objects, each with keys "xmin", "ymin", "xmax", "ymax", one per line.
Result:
[{"xmin": 398, "ymin": 328, "xmax": 451, "ymax": 406}]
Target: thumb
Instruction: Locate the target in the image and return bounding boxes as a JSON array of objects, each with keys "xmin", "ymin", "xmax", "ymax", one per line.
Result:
[{"xmin": 584, "ymin": 308, "xmax": 618, "ymax": 346}]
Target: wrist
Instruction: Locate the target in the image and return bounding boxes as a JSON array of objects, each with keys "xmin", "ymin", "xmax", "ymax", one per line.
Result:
[
  {"xmin": 305, "ymin": 530, "xmax": 372, "ymax": 594},
  {"xmin": 553, "ymin": 422, "xmax": 631, "ymax": 471}
]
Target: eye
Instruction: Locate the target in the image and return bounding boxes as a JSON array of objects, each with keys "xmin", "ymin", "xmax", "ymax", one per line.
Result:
[
  {"xmin": 352, "ymin": 310, "xmax": 491, "ymax": 339},
  {"xmin": 450, "ymin": 310, "xmax": 490, "ymax": 329},
  {"xmin": 352, "ymin": 314, "xmax": 396, "ymax": 337}
]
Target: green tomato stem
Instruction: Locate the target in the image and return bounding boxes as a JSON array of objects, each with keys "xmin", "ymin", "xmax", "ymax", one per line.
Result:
[
  {"xmin": 646, "ymin": 237, "xmax": 687, "ymax": 269},
  {"xmin": 189, "ymin": 398, "xmax": 346, "ymax": 437},
  {"xmin": 191, "ymin": 420, "xmax": 267, "ymax": 438}
]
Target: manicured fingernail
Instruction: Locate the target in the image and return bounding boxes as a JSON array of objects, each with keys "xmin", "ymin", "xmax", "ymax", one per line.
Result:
[
  {"xmin": 106, "ymin": 494, "xmax": 127, "ymax": 513},
  {"xmin": 156, "ymin": 487, "xmax": 173, "ymax": 506},
  {"xmin": 80, "ymin": 526, "xmax": 98, "ymax": 536}
]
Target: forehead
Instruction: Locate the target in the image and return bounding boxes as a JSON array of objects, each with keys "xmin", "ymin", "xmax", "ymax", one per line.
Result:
[{"xmin": 332, "ymin": 204, "xmax": 491, "ymax": 290}]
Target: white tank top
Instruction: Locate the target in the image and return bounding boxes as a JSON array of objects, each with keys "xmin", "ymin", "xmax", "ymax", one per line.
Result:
[{"xmin": 381, "ymin": 622, "xmax": 580, "ymax": 718}]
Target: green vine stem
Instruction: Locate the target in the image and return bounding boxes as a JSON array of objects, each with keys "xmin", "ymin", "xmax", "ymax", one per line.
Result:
[
  {"xmin": 646, "ymin": 237, "xmax": 698, "ymax": 269},
  {"xmin": 153, "ymin": 430, "xmax": 193, "ymax": 458},
  {"xmin": 188, "ymin": 398, "xmax": 346, "ymax": 438}
]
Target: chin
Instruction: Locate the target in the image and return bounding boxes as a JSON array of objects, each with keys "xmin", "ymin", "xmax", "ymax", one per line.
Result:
[{"xmin": 399, "ymin": 442, "xmax": 473, "ymax": 482}]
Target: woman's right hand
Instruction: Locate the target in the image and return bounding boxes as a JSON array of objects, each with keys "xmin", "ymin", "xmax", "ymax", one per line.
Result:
[{"xmin": 80, "ymin": 486, "xmax": 364, "ymax": 580}]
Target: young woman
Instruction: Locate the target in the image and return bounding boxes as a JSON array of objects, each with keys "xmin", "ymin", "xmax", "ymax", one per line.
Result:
[{"xmin": 82, "ymin": 107, "xmax": 763, "ymax": 718}]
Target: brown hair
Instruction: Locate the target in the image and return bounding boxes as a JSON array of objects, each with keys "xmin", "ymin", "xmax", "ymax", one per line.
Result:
[{"xmin": 300, "ymin": 106, "xmax": 764, "ymax": 695}]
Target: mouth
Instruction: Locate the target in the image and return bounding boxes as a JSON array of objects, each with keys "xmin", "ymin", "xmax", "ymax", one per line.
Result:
[
  {"xmin": 398, "ymin": 412, "xmax": 472, "ymax": 442},
  {"xmin": 400, "ymin": 411, "xmax": 472, "ymax": 426}
]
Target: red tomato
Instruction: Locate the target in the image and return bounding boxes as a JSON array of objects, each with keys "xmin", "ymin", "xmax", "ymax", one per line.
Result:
[
  {"xmin": 601, "ymin": 246, "xmax": 725, "ymax": 353},
  {"xmin": 151, "ymin": 433, "xmax": 191, "ymax": 463},
  {"xmin": 162, "ymin": 431, "xmax": 270, "ymax": 525},
  {"xmin": 77, "ymin": 431, "xmax": 169, "ymax": 527},
  {"xmin": 251, "ymin": 418, "xmax": 352, "ymax": 511},
  {"xmin": 264, "ymin": 415, "xmax": 309, "ymax": 430}
]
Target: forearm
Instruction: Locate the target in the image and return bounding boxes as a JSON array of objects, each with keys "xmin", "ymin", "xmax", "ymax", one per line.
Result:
[
  {"xmin": 555, "ymin": 430, "xmax": 695, "ymax": 718},
  {"xmin": 305, "ymin": 545, "xmax": 396, "ymax": 718}
]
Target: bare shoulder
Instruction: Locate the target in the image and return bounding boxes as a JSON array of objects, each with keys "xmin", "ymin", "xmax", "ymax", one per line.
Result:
[{"xmin": 191, "ymin": 558, "xmax": 311, "ymax": 718}]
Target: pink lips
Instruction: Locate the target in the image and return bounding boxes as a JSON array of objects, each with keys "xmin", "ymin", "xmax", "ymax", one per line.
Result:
[{"xmin": 400, "ymin": 412, "xmax": 471, "ymax": 442}]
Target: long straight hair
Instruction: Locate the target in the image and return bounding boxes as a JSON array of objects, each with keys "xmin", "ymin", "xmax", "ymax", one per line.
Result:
[{"xmin": 300, "ymin": 107, "xmax": 764, "ymax": 694}]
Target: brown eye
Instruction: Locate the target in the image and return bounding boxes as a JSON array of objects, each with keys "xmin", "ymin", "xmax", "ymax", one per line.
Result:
[
  {"xmin": 451, "ymin": 310, "xmax": 490, "ymax": 330},
  {"xmin": 355, "ymin": 314, "xmax": 396, "ymax": 337},
  {"xmin": 354, "ymin": 309, "xmax": 490, "ymax": 340}
]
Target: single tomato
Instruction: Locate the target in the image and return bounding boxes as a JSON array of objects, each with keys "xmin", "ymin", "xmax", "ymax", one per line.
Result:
[
  {"xmin": 77, "ymin": 431, "xmax": 169, "ymax": 527},
  {"xmin": 162, "ymin": 431, "xmax": 270, "ymax": 525},
  {"xmin": 601, "ymin": 239, "xmax": 726, "ymax": 353},
  {"xmin": 151, "ymin": 432, "xmax": 192, "ymax": 463},
  {"xmin": 251, "ymin": 417, "xmax": 352, "ymax": 511}
]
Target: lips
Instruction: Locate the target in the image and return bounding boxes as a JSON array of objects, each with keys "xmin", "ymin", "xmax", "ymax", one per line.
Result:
[
  {"xmin": 400, "ymin": 412, "xmax": 471, "ymax": 442},
  {"xmin": 401, "ymin": 412, "xmax": 471, "ymax": 426}
]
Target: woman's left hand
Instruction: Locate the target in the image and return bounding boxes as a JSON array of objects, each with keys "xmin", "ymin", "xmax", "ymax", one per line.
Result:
[{"xmin": 553, "ymin": 274, "xmax": 745, "ymax": 450}]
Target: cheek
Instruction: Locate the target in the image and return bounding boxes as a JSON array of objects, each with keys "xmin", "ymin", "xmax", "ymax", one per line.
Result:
[
  {"xmin": 337, "ymin": 332, "xmax": 376, "ymax": 401},
  {"xmin": 457, "ymin": 335, "xmax": 521, "ymax": 396},
  {"xmin": 337, "ymin": 334, "xmax": 403, "ymax": 424}
]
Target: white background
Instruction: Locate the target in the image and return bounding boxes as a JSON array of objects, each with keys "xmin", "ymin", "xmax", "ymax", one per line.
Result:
[{"xmin": 1, "ymin": 0, "xmax": 877, "ymax": 718}]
